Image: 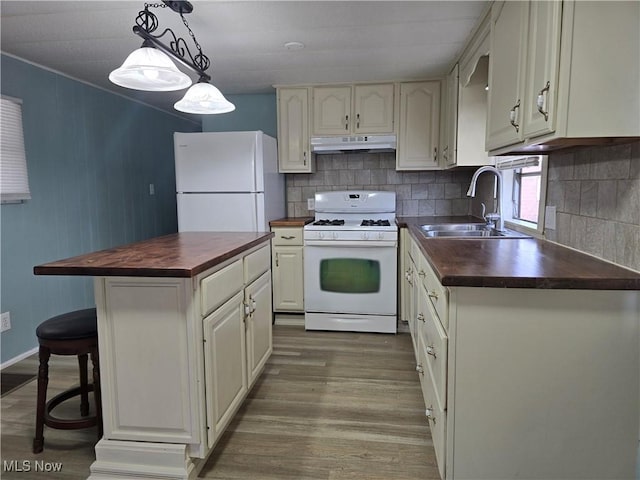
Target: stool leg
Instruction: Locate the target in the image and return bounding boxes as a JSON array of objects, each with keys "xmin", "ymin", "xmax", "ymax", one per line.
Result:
[
  {"xmin": 91, "ymin": 348, "xmax": 103, "ymax": 439},
  {"xmin": 33, "ymin": 346, "xmax": 50, "ymax": 454},
  {"xmin": 78, "ymin": 353, "xmax": 89, "ymax": 416}
]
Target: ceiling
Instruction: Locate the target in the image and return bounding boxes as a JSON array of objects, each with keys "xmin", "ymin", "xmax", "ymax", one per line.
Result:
[{"xmin": 0, "ymin": 1, "xmax": 489, "ymax": 119}]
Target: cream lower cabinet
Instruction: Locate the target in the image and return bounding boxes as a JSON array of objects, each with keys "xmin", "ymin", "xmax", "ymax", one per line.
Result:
[
  {"xmin": 401, "ymin": 231, "xmax": 639, "ymax": 479},
  {"xmin": 90, "ymin": 243, "xmax": 273, "ymax": 480},
  {"xmin": 271, "ymin": 227, "xmax": 304, "ymax": 312}
]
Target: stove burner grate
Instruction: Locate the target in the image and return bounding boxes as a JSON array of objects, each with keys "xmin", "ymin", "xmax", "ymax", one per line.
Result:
[
  {"xmin": 313, "ymin": 219, "xmax": 345, "ymax": 226},
  {"xmin": 361, "ymin": 219, "xmax": 391, "ymax": 227}
]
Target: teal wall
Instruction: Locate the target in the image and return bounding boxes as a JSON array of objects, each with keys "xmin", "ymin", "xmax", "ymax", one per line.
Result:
[
  {"xmin": 0, "ymin": 55, "xmax": 200, "ymax": 364},
  {"xmin": 202, "ymin": 93, "xmax": 277, "ymax": 137}
]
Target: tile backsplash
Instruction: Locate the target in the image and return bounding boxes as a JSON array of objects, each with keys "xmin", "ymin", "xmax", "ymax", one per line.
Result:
[
  {"xmin": 285, "ymin": 152, "xmax": 478, "ymax": 217},
  {"xmin": 544, "ymin": 141, "xmax": 640, "ymax": 272}
]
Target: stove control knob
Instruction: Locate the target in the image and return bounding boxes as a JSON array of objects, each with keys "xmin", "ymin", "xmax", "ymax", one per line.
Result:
[
  {"xmin": 361, "ymin": 232, "xmax": 369, "ymax": 240},
  {"xmin": 318, "ymin": 232, "xmax": 324, "ymax": 239},
  {"xmin": 332, "ymin": 232, "xmax": 338, "ymax": 239},
  {"xmin": 377, "ymin": 232, "xmax": 384, "ymax": 240}
]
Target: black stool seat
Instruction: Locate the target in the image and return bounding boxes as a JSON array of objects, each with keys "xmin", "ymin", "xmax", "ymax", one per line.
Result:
[
  {"xmin": 33, "ymin": 307, "xmax": 102, "ymax": 454},
  {"xmin": 36, "ymin": 308, "xmax": 97, "ymax": 341}
]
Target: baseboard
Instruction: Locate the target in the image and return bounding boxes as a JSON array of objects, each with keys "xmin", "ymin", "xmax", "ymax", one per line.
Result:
[
  {"xmin": 274, "ymin": 313, "xmax": 304, "ymax": 326},
  {"xmin": 1, "ymin": 346, "xmax": 38, "ymax": 370}
]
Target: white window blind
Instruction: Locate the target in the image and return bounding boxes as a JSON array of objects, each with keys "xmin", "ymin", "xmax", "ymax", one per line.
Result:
[
  {"xmin": 495, "ymin": 156, "xmax": 540, "ymax": 170},
  {"xmin": 1, "ymin": 96, "xmax": 31, "ymax": 203}
]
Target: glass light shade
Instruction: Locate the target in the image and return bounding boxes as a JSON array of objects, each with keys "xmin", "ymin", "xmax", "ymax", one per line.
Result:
[
  {"xmin": 109, "ymin": 47, "xmax": 192, "ymax": 91},
  {"xmin": 174, "ymin": 82, "xmax": 236, "ymax": 114}
]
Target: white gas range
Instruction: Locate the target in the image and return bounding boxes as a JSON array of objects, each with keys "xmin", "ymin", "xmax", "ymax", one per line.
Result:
[{"xmin": 303, "ymin": 191, "xmax": 398, "ymax": 333}]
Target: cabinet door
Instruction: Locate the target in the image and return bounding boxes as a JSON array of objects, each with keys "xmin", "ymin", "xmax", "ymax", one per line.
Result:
[
  {"xmin": 486, "ymin": 1, "xmax": 527, "ymax": 150},
  {"xmin": 246, "ymin": 271, "xmax": 273, "ymax": 387},
  {"xmin": 521, "ymin": 0, "xmax": 562, "ymax": 139},
  {"xmin": 313, "ymin": 86, "xmax": 352, "ymax": 135},
  {"xmin": 397, "ymin": 81, "xmax": 441, "ymax": 170},
  {"xmin": 203, "ymin": 292, "xmax": 247, "ymax": 448},
  {"xmin": 353, "ymin": 84, "xmax": 395, "ymax": 134},
  {"xmin": 272, "ymin": 245, "xmax": 304, "ymax": 312},
  {"xmin": 277, "ymin": 88, "xmax": 312, "ymax": 173},
  {"xmin": 443, "ymin": 64, "xmax": 459, "ymax": 167}
]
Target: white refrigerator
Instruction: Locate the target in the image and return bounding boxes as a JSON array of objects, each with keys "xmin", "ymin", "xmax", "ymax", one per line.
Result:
[{"xmin": 174, "ymin": 131, "xmax": 285, "ymax": 232}]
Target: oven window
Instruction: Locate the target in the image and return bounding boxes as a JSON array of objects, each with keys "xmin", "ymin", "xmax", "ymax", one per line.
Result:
[{"xmin": 319, "ymin": 258, "xmax": 380, "ymax": 293}]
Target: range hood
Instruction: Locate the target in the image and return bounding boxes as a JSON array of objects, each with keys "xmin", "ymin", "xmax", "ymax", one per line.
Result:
[{"xmin": 311, "ymin": 135, "xmax": 396, "ymax": 154}]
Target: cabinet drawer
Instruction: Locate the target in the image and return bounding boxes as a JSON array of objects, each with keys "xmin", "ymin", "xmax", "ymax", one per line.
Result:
[
  {"xmin": 201, "ymin": 260, "xmax": 243, "ymax": 318},
  {"xmin": 418, "ymin": 255, "xmax": 448, "ymax": 330},
  {"xmin": 421, "ymin": 288, "xmax": 448, "ymax": 409},
  {"xmin": 244, "ymin": 245, "xmax": 271, "ymax": 284},
  {"xmin": 271, "ymin": 228, "xmax": 303, "ymax": 246}
]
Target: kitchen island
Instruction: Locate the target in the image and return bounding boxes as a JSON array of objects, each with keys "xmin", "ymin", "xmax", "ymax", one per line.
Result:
[
  {"xmin": 35, "ymin": 232, "xmax": 274, "ymax": 480},
  {"xmin": 398, "ymin": 218, "xmax": 640, "ymax": 480}
]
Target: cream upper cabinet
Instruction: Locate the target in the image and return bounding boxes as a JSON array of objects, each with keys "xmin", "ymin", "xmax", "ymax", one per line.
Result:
[
  {"xmin": 312, "ymin": 84, "xmax": 395, "ymax": 136},
  {"xmin": 277, "ymin": 87, "xmax": 313, "ymax": 173},
  {"xmin": 455, "ymin": 9, "xmax": 495, "ymax": 167},
  {"xmin": 442, "ymin": 64, "xmax": 459, "ymax": 167},
  {"xmin": 488, "ymin": 1, "xmax": 639, "ymax": 154},
  {"xmin": 397, "ymin": 81, "xmax": 441, "ymax": 170},
  {"xmin": 312, "ymin": 86, "xmax": 351, "ymax": 135},
  {"xmin": 486, "ymin": 1, "xmax": 528, "ymax": 151},
  {"xmin": 271, "ymin": 227, "xmax": 304, "ymax": 313}
]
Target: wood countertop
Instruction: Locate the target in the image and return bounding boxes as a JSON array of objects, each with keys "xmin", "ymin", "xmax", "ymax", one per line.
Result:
[
  {"xmin": 404, "ymin": 223, "xmax": 640, "ymax": 290},
  {"xmin": 34, "ymin": 232, "xmax": 274, "ymax": 278},
  {"xmin": 269, "ymin": 217, "xmax": 314, "ymax": 227}
]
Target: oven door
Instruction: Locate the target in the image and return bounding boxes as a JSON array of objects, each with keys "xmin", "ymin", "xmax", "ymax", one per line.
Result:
[{"xmin": 304, "ymin": 240, "xmax": 397, "ymax": 315}]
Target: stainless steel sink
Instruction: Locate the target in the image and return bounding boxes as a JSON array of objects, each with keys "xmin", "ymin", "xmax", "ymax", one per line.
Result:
[{"xmin": 420, "ymin": 223, "xmax": 530, "ymax": 239}]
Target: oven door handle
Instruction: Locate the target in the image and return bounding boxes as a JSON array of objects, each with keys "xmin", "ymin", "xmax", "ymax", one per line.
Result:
[{"xmin": 304, "ymin": 240, "xmax": 396, "ymax": 248}]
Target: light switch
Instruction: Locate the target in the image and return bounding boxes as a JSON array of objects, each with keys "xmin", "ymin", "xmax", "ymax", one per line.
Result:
[{"xmin": 149, "ymin": 184, "xmax": 155, "ymax": 195}]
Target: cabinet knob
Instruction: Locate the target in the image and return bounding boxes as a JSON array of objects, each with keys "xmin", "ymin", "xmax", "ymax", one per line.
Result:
[
  {"xmin": 303, "ymin": 151, "xmax": 307, "ymax": 166},
  {"xmin": 345, "ymin": 114, "xmax": 349, "ymax": 131},
  {"xmin": 356, "ymin": 113, "xmax": 360, "ymax": 129},
  {"xmin": 428, "ymin": 291, "xmax": 439, "ymax": 300},
  {"xmin": 415, "ymin": 364, "xmax": 424, "ymax": 375},
  {"xmin": 426, "ymin": 345, "xmax": 437, "ymax": 358},
  {"xmin": 536, "ymin": 81, "xmax": 550, "ymax": 121},
  {"xmin": 281, "ymin": 235, "xmax": 295, "ymax": 240},
  {"xmin": 417, "ymin": 313, "xmax": 425, "ymax": 323},
  {"xmin": 275, "ymin": 252, "xmax": 279, "ymax": 267},
  {"xmin": 418, "ymin": 270, "xmax": 426, "ymax": 278}
]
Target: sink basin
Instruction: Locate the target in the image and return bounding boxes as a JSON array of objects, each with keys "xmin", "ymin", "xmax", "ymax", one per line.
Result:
[{"xmin": 420, "ymin": 223, "xmax": 530, "ymax": 239}]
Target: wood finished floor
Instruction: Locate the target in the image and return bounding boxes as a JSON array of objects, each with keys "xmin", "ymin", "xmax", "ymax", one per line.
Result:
[{"xmin": 1, "ymin": 325, "xmax": 438, "ymax": 479}]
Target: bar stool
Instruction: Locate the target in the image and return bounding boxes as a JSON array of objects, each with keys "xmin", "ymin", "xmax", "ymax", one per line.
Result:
[{"xmin": 32, "ymin": 308, "xmax": 102, "ymax": 454}]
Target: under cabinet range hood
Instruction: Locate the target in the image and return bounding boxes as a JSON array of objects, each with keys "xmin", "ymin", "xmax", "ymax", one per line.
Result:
[{"xmin": 311, "ymin": 135, "xmax": 396, "ymax": 154}]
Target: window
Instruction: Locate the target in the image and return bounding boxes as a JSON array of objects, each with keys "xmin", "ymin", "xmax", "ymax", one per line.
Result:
[
  {"xmin": 498, "ymin": 156, "xmax": 547, "ymax": 234},
  {"xmin": 513, "ymin": 163, "xmax": 542, "ymax": 223},
  {"xmin": 0, "ymin": 96, "xmax": 31, "ymax": 203}
]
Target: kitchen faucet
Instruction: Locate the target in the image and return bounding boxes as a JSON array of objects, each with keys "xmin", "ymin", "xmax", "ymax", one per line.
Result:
[{"xmin": 466, "ymin": 166, "xmax": 504, "ymax": 232}]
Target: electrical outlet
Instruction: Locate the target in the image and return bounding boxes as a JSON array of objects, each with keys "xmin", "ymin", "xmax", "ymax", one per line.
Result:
[
  {"xmin": 149, "ymin": 183, "xmax": 155, "ymax": 195},
  {"xmin": 307, "ymin": 198, "xmax": 315, "ymax": 210},
  {"xmin": 1, "ymin": 312, "xmax": 11, "ymax": 333}
]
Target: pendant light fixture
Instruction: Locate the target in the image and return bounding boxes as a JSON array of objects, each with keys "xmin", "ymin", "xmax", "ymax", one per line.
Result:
[{"xmin": 109, "ymin": 1, "xmax": 234, "ymax": 114}]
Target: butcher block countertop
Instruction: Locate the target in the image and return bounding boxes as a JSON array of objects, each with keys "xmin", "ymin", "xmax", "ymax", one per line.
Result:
[
  {"xmin": 34, "ymin": 232, "xmax": 274, "ymax": 278},
  {"xmin": 398, "ymin": 218, "xmax": 640, "ymax": 290},
  {"xmin": 269, "ymin": 217, "xmax": 314, "ymax": 227}
]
